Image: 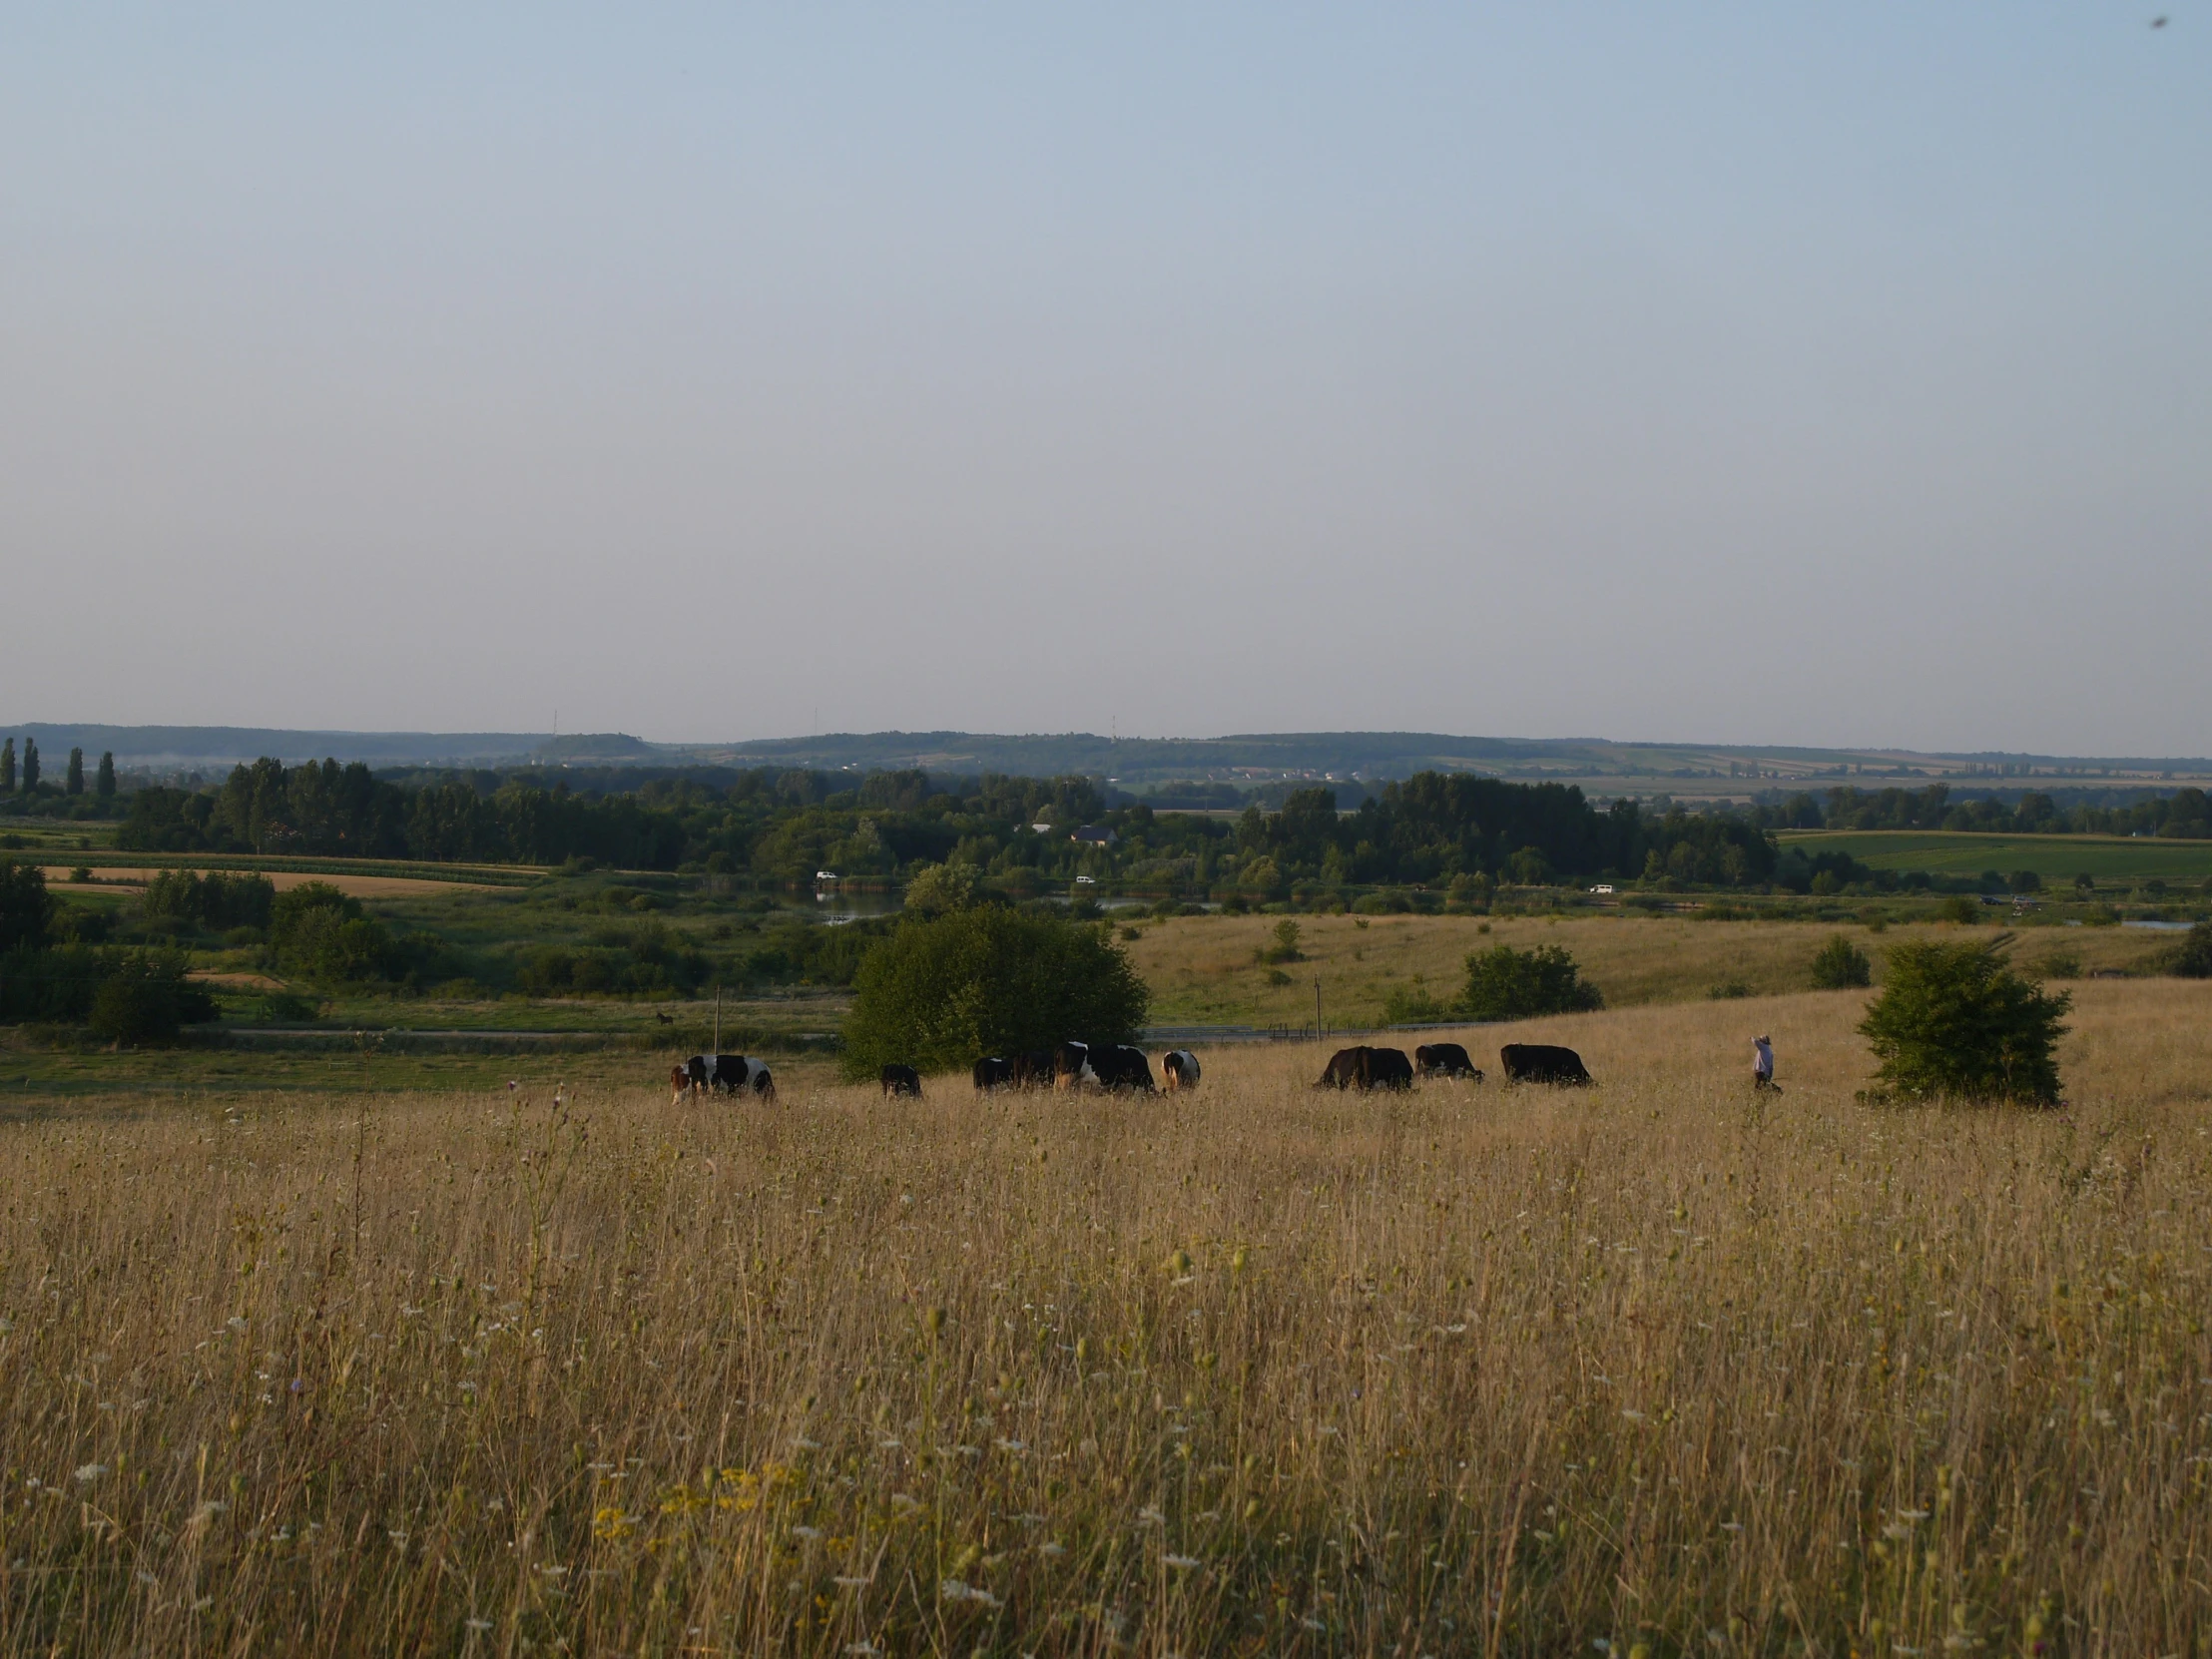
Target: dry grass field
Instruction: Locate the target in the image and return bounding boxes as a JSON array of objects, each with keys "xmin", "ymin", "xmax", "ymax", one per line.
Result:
[
  {"xmin": 3, "ymin": 984, "xmax": 2210, "ymax": 1655},
  {"xmin": 1123, "ymin": 912, "xmax": 2170, "ymax": 1027}
]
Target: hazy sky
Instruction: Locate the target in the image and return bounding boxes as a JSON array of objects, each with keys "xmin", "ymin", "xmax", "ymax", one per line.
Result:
[{"xmin": 3, "ymin": 5, "xmax": 2205, "ymax": 754}]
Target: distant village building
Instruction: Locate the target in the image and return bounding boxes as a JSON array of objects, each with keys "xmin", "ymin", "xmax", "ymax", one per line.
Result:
[{"xmin": 1071, "ymin": 826, "xmax": 1118, "ymax": 847}]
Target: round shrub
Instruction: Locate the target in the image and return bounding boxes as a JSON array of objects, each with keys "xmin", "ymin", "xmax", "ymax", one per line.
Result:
[
  {"xmin": 840, "ymin": 907, "xmax": 1149, "ymax": 1081},
  {"xmin": 1858, "ymin": 940, "xmax": 2068, "ymax": 1104}
]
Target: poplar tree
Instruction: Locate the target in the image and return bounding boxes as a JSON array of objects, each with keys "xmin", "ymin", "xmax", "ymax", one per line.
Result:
[
  {"xmin": 20, "ymin": 738, "xmax": 38, "ymax": 793},
  {"xmin": 0, "ymin": 739, "xmax": 12, "ymax": 792},
  {"xmin": 66, "ymin": 747, "xmax": 85, "ymax": 796},
  {"xmin": 96, "ymin": 752, "xmax": 117, "ymax": 801}
]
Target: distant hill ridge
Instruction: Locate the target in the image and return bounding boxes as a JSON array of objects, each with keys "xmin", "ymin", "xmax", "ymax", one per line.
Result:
[{"xmin": 4, "ymin": 723, "xmax": 2209, "ymax": 793}]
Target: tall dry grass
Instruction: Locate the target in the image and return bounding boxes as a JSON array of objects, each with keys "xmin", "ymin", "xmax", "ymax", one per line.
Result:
[{"xmin": 3, "ymin": 985, "xmax": 2210, "ymax": 1655}]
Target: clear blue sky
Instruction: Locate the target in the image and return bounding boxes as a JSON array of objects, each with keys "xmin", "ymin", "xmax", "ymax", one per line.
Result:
[{"xmin": 2, "ymin": 5, "xmax": 2204, "ymax": 753}]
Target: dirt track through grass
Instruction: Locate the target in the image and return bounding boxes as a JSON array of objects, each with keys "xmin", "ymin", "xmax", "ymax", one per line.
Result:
[{"xmin": 2, "ymin": 985, "xmax": 2209, "ymax": 1654}]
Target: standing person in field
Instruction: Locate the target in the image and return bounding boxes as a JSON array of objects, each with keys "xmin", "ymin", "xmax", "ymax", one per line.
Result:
[{"xmin": 1752, "ymin": 1034, "xmax": 1776, "ymax": 1091}]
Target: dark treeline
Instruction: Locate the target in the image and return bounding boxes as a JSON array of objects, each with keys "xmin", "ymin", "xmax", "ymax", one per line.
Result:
[
  {"xmin": 1746, "ymin": 783, "xmax": 2212, "ymax": 838},
  {"xmin": 116, "ymin": 757, "xmax": 1795, "ymax": 891}
]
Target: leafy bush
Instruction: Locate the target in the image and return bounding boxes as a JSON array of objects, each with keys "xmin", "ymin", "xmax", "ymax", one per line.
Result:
[
  {"xmin": 1809, "ymin": 935, "xmax": 1873, "ymax": 989},
  {"xmin": 1260, "ymin": 919, "xmax": 1303, "ymax": 963},
  {"xmin": 1382, "ymin": 981, "xmax": 1454, "ymax": 1023},
  {"xmin": 2172, "ymin": 920, "xmax": 2212, "ymax": 979},
  {"xmin": 1457, "ymin": 944, "xmax": 1603, "ymax": 1021},
  {"xmin": 88, "ymin": 958, "xmax": 202, "ymax": 1044},
  {"xmin": 143, "ymin": 868, "xmax": 276, "ymax": 930},
  {"xmin": 1934, "ymin": 895, "xmax": 1980, "ymax": 924},
  {"xmin": 839, "ymin": 907, "xmax": 1149, "ymax": 1080},
  {"xmin": 1707, "ymin": 980, "xmax": 1751, "ymax": 1000},
  {"xmin": 1858, "ymin": 940, "xmax": 2068, "ymax": 1104}
]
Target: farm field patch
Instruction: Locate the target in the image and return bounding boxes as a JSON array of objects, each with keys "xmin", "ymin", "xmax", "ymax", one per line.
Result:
[
  {"xmin": 38, "ymin": 865, "xmax": 505, "ymax": 898},
  {"xmin": 1780, "ymin": 829, "xmax": 2212, "ymax": 881},
  {"xmin": 1122, "ymin": 910, "xmax": 2167, "ymax": 1027},
  {"xmin": 2, "ymin": 984, "xmax": 2206, "ymax": 1653}
]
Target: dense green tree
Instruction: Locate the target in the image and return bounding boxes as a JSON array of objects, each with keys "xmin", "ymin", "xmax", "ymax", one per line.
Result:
[
  {"xmin": 65, "ymin": 747, "xmax": 85, "ymax": 796},
  {"xmin": 0, "ymin": 860, "xmax": 55, "ymax": 953},
  {"xmin": 95, "ymin": 751, "xmax": 117, "ymax": 801},
  {"xmin": 20, "ymin": 738, "xmax": 38, "ymax": 793},
  {"xmin": 1, "ymin": 738, "xmax": 14, "ymax": 793},
  {"xmin": 840, "ymin": 907, "xmax": 1149, "ymax": 1079},
  {"xmin": 1457, "ymin": 944, "xmax": 1603, "ymax": 1021},
  {"xmin": 1859, "ymin": 940, "xmax": 2068, "ymax": 1104}
]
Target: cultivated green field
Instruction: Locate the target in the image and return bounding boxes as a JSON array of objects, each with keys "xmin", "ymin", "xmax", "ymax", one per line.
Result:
[{"xmin": 1780, "ymin": 829, "xmax": 2212, "ymax": 882}]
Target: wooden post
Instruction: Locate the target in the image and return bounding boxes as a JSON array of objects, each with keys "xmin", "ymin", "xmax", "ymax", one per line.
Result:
[
  {"xmin": 714, "ymin": 984, "xmax": 722, "ymax": 1055},
  {"xmin": 1314, "ymin": 975, "xmax": 1323, "ymax": 1043}
]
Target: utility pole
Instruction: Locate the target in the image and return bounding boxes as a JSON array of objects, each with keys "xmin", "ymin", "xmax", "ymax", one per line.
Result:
[
  {"xmin": 1314, "ymin": 974, "xmax": 1324, "ymax": 1043},
  {"xmin": 714, "ymin": 983, "xmax": 722, "ymax": 1055}
]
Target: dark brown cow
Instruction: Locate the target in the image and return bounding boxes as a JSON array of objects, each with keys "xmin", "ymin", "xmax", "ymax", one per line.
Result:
[
  {"xmin": 880, "ymin": 1063, "xmax": 922, "ymax": 1098},
  {"xmin": 1008, "ymin": 1049, "xmax": 1056, "ymax": 1089},
  {"xmin": 1499, "ymin": 1043, "xmax": 1591, "ymax": 1085},
  {"xmin": 1414, "ymin": 1042, "xmax": 1481, "ymax": 1081},
  {"xmin": 973, "ymin": 1056, "xmax": 1014, "ymax": 1091},
  {"xmin": 1317, "ymin": 1045, "xmax": 1414, "ymax": 1091}
]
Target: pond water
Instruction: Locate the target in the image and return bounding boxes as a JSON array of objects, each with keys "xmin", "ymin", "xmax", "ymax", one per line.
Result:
[
  {"xmin": 779, "ymin": 890, "xmax": 1162, "ymax": 924},
  {"xmin": 2121, "ymin": 918, "xmax": 2200, "ymax": 932}
]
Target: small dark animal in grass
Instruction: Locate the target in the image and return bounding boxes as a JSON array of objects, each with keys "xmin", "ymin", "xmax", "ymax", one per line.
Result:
[
  {"xmin": 656, "ymin": 1010, "xmax": 675, "ymax": 1024},
  {"xmin": 1414, "ymin": 1042, "xmax": 1482, "ymax": 1081},
  {"xmin": 685, "ymin": 1053, "xmax": 778, "ymax": 1101},
  {"xmin": 880, "ymin": 1063, "xmax": 922, "ymax": 1099},
  {"xmin": 1499, "ymin": 1043, "xmax": 1592, "ymax": 1085},
  {"xmin": 1085, "ymin": 1044, "xmax": 1157, "ymax": 1093},
  {"xmin": 1317, "ymin": 1045, "xmax": 1414, "ymax": 1091},
  {"xmin": 1161, "ymin": 1049, "xmax": 1201, "ymax": 1091},
  {"xmin": 1007, "ymin": 1049, "xmax": 1056, "ymax": 1089},
  {"xmin": 973, "ymin": 1056, "xmax": 1015, "ymax": 1091}
]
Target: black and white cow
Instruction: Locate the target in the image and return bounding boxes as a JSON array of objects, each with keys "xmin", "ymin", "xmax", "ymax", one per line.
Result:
[
  {"xmin": 686, "ymin": 1053, "xmax": 777, "ymax": 1101},
  {"xmin": 1161, "ymin": 1049, "xmax": 1201, "ymax": 1091},
  {"xmin": 1088, "ymin": 1044, "xmax": 1156, "ymax": 1093},
  {"xmin": 1051, "ymin": 1041, "xmax": 1095, "ymax": 1091},
  {"xmin": 973, "ymin": 1056, "xmax": 1014, "ymax": 1091},
  {"xmin": 1413, "ymin": 1042, "xmax": 1482, "ymax": 1081}
]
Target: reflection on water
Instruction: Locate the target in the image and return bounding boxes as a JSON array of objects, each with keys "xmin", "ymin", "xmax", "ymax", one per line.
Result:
[
  {"xmin": 784, "ymin": 889, "xmax": 1168, "ymax": 925},
  {"xmin": 806, "ymin": 890, "xmax": 903, "ymax": 926}
]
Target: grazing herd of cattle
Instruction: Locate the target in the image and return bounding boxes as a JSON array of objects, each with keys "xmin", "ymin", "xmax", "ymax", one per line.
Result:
[{"xmin": 670, "ymin": 1038, "xmax": 1590, "ymax": 1102}]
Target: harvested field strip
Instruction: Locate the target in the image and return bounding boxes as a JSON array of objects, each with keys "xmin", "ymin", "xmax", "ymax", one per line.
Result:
[
  {"xmin": 37, "ymin": 865, "xmax": 504, "ymax": 898},
  {"xmin": 35, "ymin": 857, "xmax": 544, "ymax": 897}
]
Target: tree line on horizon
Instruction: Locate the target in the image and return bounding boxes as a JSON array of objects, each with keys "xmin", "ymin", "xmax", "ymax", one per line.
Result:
[
  {"xmin": 0, "ymin": 737, "xmax": 117, "ymax": 810},
  {"xmin": 113, "ymin": 757, "xmax": 1830, "ymax": 894},
  {"xmin": 1747, "ymin": 781, "xmax": 2211, "ymax": 838}
]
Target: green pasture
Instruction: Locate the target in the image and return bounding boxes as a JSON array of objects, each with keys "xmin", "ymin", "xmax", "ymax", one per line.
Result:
[{"xmin": 1780, "ymin": 830, "xmax": 2212, "ymax": 882}]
